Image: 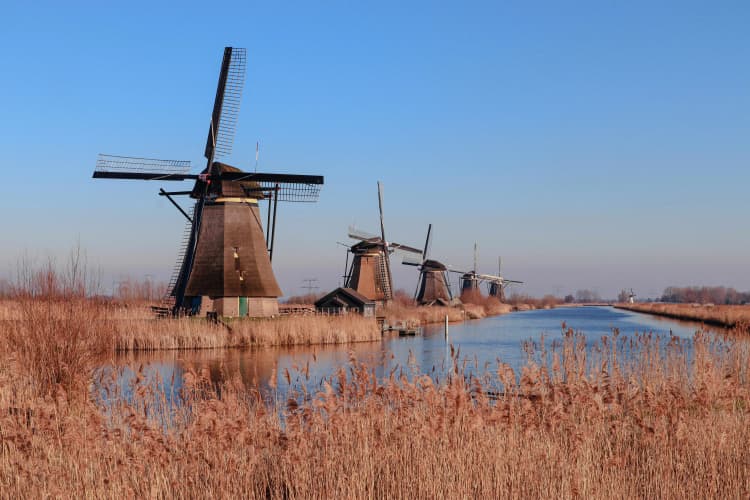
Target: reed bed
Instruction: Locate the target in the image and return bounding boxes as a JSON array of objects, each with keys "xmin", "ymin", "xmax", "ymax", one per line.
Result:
[
  {"xmin": 113, "ymin": 314, "xmax": 381, "ymax": 351},
  {"xmin": 382, "ymin": 301, "xmax": 519, "ymax": 325},
  {"xmin": 617, "ymin": 302, "xmax": 750, "ymax": 329},
  {"xmin": 1, "ymin": 297, "xmax": 380, "ymax": 353},
  {"xmin": 1, "ymin": 323, "xmax": 749, "ymax": 498}
]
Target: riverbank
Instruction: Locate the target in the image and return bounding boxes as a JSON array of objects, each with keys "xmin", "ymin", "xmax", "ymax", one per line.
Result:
[
  {"xmin": 1, "ymin": 325, "xmax": 747, "ymax": 497},
  {"xmin": 382, "ymin": 301, "xmax": 555, "ymax": 326},
  {"xmin": 0, "ymin": 297, "xmax": 553, "ymax": 353},
  {"xmin": 0, "ymin": 299, "xmax": 380, "ymax": 353},
  {"xmin": 615, "ymin": 302, "xmax": 750, "ymax": 329}
]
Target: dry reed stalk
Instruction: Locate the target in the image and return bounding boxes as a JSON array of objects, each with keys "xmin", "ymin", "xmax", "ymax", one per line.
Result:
[
  {"xmin": 382, "ymin": 301, "xmax": 519, "ymax": 326},
  {"xmin": 1, "ymin": 297, "xmax": 380, "ymax": 352},
  {"xmin": 617, "ymin": 302, "xmax": 750, "ymax": 329},
  {"xmin": 112, "ymin": 314, "xmax": 380, "ymax": 351},
  {"xmin": 1, "ymin": 327, "xmax": 748, "ymax": 498},
  {"xmin": 1, "ymin": 297, "xmax": 110, "ymax": 400}
]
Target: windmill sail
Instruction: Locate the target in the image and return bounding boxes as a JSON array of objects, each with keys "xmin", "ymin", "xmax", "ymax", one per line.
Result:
[
  {"xmin": 205, "ymin": 47, "xmax": 247, "ymax": 162},
  {"xmin": 402, "ymin": 254, "xmax": 422, "ymax": 266},
  {"xmin": 95, "ymin": 154, "xmax": 191, "ymax": 175}
]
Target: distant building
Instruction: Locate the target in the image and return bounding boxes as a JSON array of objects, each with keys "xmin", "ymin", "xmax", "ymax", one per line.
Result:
[{"xmin": 315, "ymin": 287, "xmax": 376, "ymax": 317}]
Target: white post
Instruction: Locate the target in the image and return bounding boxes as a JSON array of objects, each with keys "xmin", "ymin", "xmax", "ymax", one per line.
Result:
[{"xmin": 444, "ymin": 314, "xmax": 449, "ymax": 340}]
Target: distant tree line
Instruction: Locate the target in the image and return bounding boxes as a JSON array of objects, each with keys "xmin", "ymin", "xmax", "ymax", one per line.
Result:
[
  {"xmin": 564, "ymin": 289, "xmax": 602, "ymax": 304},
  {"xmin": 660, "ymin": 286, "xmax": 750, "ymax": 305}
]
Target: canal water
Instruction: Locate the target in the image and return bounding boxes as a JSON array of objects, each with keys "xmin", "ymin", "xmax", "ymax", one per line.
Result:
[{"xmin": 107, "ymin": 306, "xmax": 716, "ymax": 399}]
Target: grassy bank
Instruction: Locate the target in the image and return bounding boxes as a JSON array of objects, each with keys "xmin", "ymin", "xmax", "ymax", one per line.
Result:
[
  {"xmin": 0, "ymin": 298, "xmax": 380, "ymax": 353},
  {"xmin": 1, "ymin": 320, "xmax": 748, "ymax": 497},
  {"xmin": 0, "ymin": 294, "xmax": 541, "ymax": 353},
  {"xmin": 616, "ymin": 302, "xmax": 750, "ymax": 329},
  {"xmin": 382, "ymin": 296, "xmax": 555, "ymax": 326}
]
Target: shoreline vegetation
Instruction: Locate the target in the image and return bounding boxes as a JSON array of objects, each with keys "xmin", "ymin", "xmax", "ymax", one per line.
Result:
[
  {"xmin": 0, "ymin": 297, "xmax": 553, "ymax": 353},
  {"xmin": 1, "ymin": 263, "xmax": 748, "ymax": 496},
  {"xmin": 0, "ymin": 257, "xmax": 562, "ymax": 352},
  {"xmin": 1, "ymin": 316, "xmax": 748, "ymax": 496},
  {"xmin": 0, "ymin": 263, "xmax": 560, "ymax": 352},
  {"xmin": 615, "ymin": 302, "xmax": 750, "ymax": 329}
]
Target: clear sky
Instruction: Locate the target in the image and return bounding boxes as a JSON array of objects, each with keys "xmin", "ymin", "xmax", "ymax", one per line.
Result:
[{"xmin": 1, "ymin": 1, "xmax": 748, "ymax": 299}]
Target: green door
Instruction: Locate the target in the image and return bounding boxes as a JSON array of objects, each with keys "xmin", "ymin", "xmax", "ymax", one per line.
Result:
[{"xmin": 239, "ymin": 297, "xmax": 248, "ymax": 317}]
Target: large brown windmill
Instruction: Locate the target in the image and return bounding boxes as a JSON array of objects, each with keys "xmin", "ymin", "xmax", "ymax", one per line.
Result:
[
  {"xmin": 402, "ymin": 224, "xmax": 455, "ymax": 306},
  {"xmin": 343, "ymin": 182, "xmax": 422, "ymax": 304},
  {"xmin": 92, "ymin": 47, "xmax": 324, "ymax": 317}
]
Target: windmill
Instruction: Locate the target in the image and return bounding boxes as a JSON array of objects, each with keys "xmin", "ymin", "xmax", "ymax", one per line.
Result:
[
  {"xmin": 92, "ymin": 47, "xmax": 324, "ymax": 317},
  {"xmin": 486, "ymin": 257, "xmax": 523, "ymax": 302},
  {"xmin": 449, "ymin": 244, "xmax": 522, "ymax": 302},
  {"xmin": 344, "ymin": 182, "xmax": 422, "ymax": 304},
  {"xmin": 402, "ymin": 224, "xmax": 455, "ymax": 306},
  {"xmin": 628, "ymin": 289, "xmax": 636, "ymax": 304}
]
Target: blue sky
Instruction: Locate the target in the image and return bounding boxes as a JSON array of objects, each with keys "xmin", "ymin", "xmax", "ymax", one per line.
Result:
[{"xmin": 1, "ymin": 1, "xmax": 748, "ymax": 298}]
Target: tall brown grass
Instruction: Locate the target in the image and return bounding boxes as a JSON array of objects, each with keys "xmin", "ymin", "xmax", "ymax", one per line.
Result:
[
  {"xmin": 1, "ymin": 325, "xmax": 748, "ymax": 497},
  {"xmin": 2, "ymin": 250, "xmax": 108, "ymax": 400},
  {"xmin": 383, "ymin": 289, "xmax": 544, "ymax": 326},
  {"xmin": 1, "ymin": 298, "xmax": 380, "ymax": 352},
  {"xmin": 112, "ymin": 314, "xmax": 381, "ymax": 351},
  {"xmin": 617, "ymin": 302, "xmax": 750, "ymax": 329}
]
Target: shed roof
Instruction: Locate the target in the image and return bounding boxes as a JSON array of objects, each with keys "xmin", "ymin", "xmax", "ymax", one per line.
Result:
[{"xmin": 315, "ymin": 287, "xmax": 375, "ymax": 308}]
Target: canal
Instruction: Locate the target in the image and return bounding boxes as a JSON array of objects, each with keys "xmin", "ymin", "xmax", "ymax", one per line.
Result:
[{"xmin": 106, "ymin": 306, "xmax": 719, "ymax": 399}]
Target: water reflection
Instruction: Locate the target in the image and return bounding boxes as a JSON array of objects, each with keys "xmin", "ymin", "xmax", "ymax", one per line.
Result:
[{"xmin": 105, "ymin": 306, "xmax": 721, "ymax": 398}]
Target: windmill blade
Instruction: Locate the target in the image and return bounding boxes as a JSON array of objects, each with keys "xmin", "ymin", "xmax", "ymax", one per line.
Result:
[
  {"xmin": 348, "ymin": 226, "xmax": 380, "ymax": 242},
  {"xmin": 448, "ymin": 268, "xmax": 471, "ymax": 275},
  {"xmin": 422, "ymin": 224, "xmax": 433, "ymax": 261},
  {"xmin": 504, "ymin": 279, "xmax": 524, "ymax": 284},
  {"xmin": 212, "ymin": 163, "xmax": 323, "ymax": 202},
  {"xmin": 213, "ymin": 167, "xmax": 324, "ymax": 184},
  {"xmin": 205, "ymin": 47, "xmax": 247, "ymax": 163},
  {"xmin": 402, "ymin": 254, "xmax": 422, "ymax": 266},
  {"xmin": 377, "ymin": 182, "xmax": 387, "ymax": 245},
  {"xmin": 94, "ymin": 154, "xmax": 191, "ymax": 177},
  {"xmin": 389, "ymin": 242, "xmax": 423, "ymax": 255},
  {"xmin": 476, "ymin": 273, "xmax": 504, "ymax": 282},
  {"xmin": 377, "ymin": 181, "xmax": 393, "ymax": 301}
]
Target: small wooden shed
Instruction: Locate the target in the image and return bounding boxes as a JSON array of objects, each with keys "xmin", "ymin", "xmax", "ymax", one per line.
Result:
[{"xmin": 315, "ymin": 287, "xmax": 376, "ymax": 317}]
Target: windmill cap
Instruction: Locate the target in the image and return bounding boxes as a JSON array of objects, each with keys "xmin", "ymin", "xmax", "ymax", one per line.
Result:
[
  {"xmin": 422, "ymin": 259, "xmax": 447, "ymax": 271},
  {"xmin": 191, "ymin": 162, "xmax": 266, "ymax": 199}
]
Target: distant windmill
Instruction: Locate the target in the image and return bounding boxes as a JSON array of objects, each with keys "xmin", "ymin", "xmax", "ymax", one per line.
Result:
[
  {"xmin": 449, "ymin": 243, "xmax": 481, "ymax": 293},
  {"xmin": 91, "ymin": 47, "xmax": 324, "ymax": 317},
  {"xmin": 628, "ymin": 289, "xmax": 636, "ymax": 304},
  {"xmin": 402, "ymin": 224, "xmax": 455, "ymax": 306},
  {"xmin": 449, "ymin": 244, "xmax": 522, "ymax": 302},
  {"xmin": 486, "ymin": 257, "xmax": 523, "ymax": 302},
  {"xmin": 344, "ymin": 182, "xmax": 422, "ymax": 304}
]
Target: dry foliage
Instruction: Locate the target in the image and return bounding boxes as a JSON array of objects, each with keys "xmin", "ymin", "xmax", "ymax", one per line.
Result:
[
  {"xmin": 618, "ymin": 302, "xmax": 750, "ymax": 329},
  {"xmin": 1, "ymin": 326, "xmax": 749, "ymax": 497},
  {"xmin": 507, "ymin": 293, "xmax": 562, "ymax": 309},
  {"xmin": 1, "ymin": 299, "xmax": 380, "ymax": 352},
  {"xmin": 382, "ymin": 288, "xmax": 546, "ymax": 326},
  {"xmin": 113, "ymin": 314, "xmax": 381, "ymax": 351}
]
